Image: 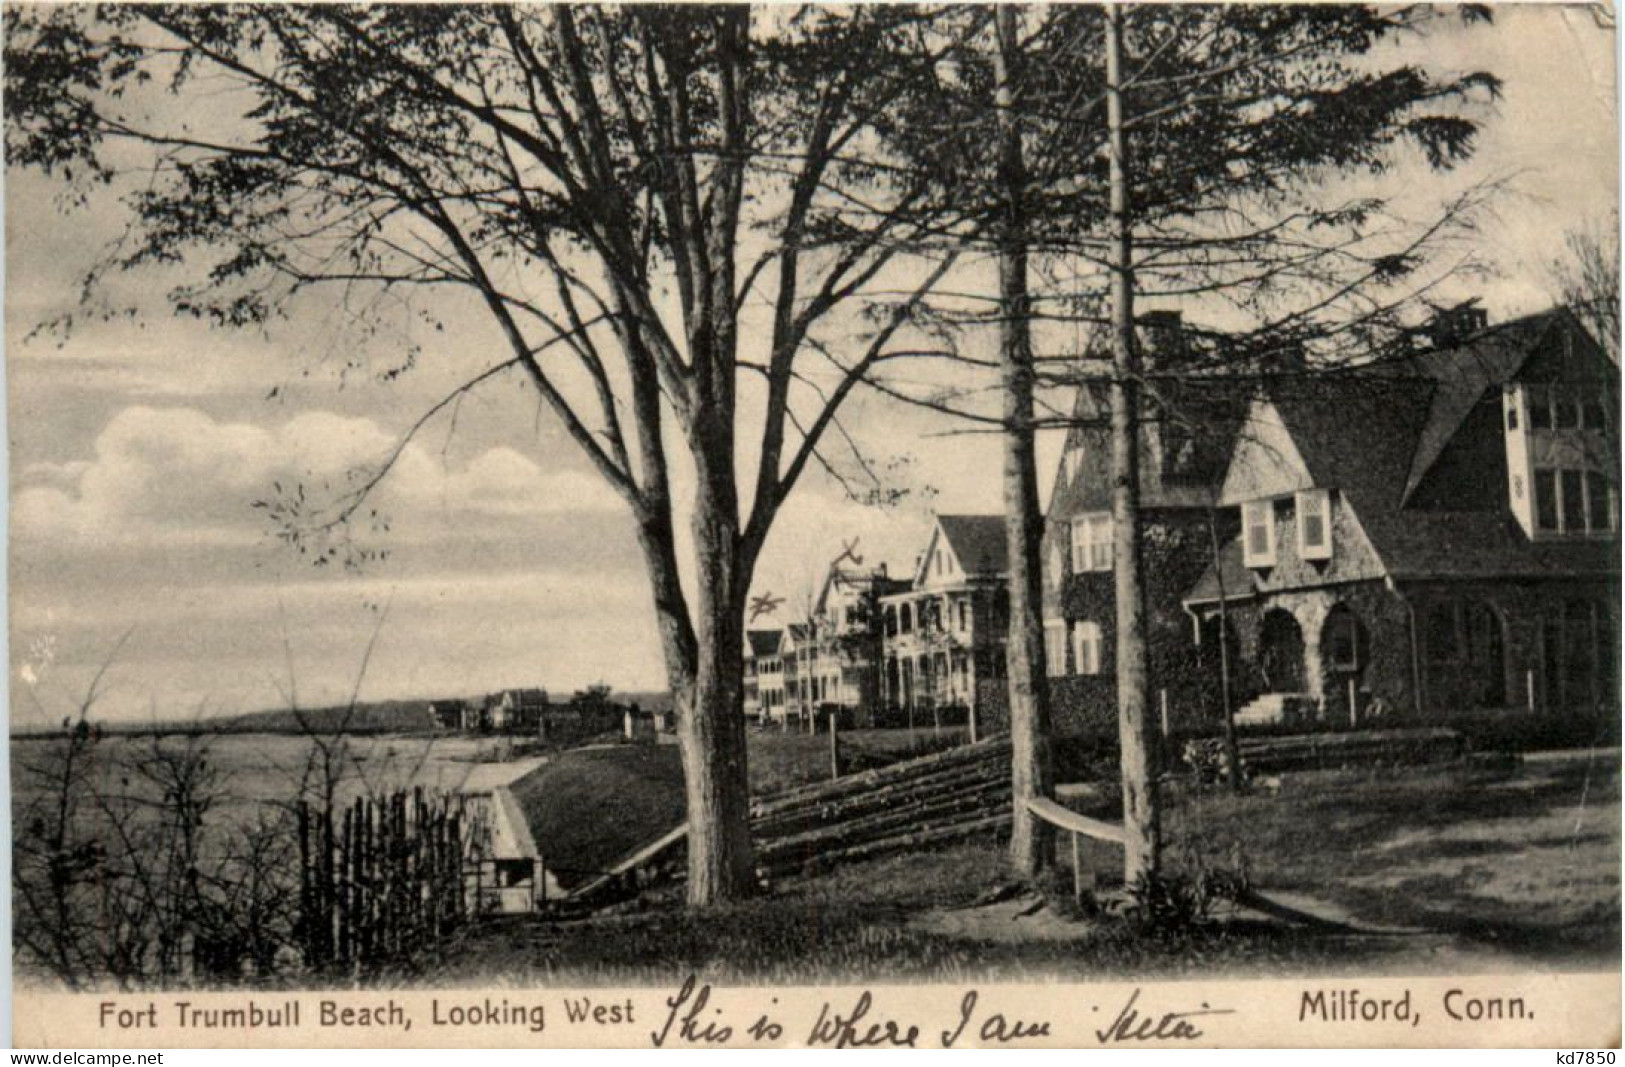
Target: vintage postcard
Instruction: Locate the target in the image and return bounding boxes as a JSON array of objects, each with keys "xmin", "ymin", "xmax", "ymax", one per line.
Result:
[{"xmin": 5, "ymin": 1, "xmax": 1619, "ymax": 1050}]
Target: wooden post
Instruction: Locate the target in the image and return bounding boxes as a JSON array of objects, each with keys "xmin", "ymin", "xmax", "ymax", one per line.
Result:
[
  {"xmin": 1527, "ymin": 669, "xmax": 1536, "ymax": 713},
  {"xmin": 1070, "ymin": 831, "xmax": 1082, "ymax": 904},
  {"xmin": 828, "ymin": 709, "xmax": 841, "ymax": 781},
  {"xmin": 1348, "ymin": 676, "xmax": 1358, "ymax": 727},
  {"xmin": 1159, "ymin": 689, "xmax": 1169, "ymax": 738}
]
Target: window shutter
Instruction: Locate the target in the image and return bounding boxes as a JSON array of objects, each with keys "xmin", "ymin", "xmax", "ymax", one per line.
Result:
[
  {"xmin": 1243, "ymin": 500, "xmax": 1276, "ymax": 567},
  {"xmin": 1298, "ymin": 489, "xmax": 1332, "ymax": 561}
]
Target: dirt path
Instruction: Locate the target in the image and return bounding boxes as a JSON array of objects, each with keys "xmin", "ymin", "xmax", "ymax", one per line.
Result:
[{"xmin": 912, "ymin": 890, "xmax": 1089, "ymax": 943}]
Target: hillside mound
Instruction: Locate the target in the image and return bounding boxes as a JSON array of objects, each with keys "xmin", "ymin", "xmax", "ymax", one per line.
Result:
[{"xmin": 508, "ymin": 745, "xmax": 685, "ymax": 892}]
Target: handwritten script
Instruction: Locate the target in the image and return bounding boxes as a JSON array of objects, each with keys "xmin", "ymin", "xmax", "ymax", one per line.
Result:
[{"xmin": 650, "ymin": 975, "xmax": 1231, "ymax": 1047}]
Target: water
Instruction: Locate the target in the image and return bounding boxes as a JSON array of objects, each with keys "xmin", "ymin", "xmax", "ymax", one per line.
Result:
[{"xmin": 10, "ymin": 731, "xmax": 539, "ymax": 838}]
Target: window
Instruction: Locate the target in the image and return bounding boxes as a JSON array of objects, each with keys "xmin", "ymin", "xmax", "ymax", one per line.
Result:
[
  {"xmin": 958, "ymin": 600, "xmax": 970, "ymax": 632},
  {"xmin": 1583, "ymin": 395, "xmax": 1608, "ymax": 431},
  {"xmin": 1070, "ymin": 512, "xmax": 1112, "ymax": 572},
  {"xmin": 1506, "ymin": 404, "xmax": 1518, "ymax": 431},
  {"xmin": 1161, "ymin": 419, "xmax": 1200, "ymax": 481},
  {"xmin": 1426, "ymin": 601, "xmax": 1463, "ymax": 664},
  {"xmin": 1536, "ymin": 467, "xmax": 1616, "ymax": 535},
  {"xmin": 1534, "ymin": 469, "xmax": 1561, "ymax": 532},
  {"xmin": 1325, "ymin": 609, "xmax": 1358, "ymax": 671},
  {"xmin": 1044, "ymin": 621, "xmax": 1067, "ymax": 677},
  {"xmin": 1561, "ymin": 469, "xmax": 1586, "ymax": 532},
  {"xmin": 1529, "ymin": 387, "xmax": 1553, "ymax": 430},
  {"xmin": 1587, "ymin": 471, "xmax": 1618, "ymax": 533},
  {"xmin": 1073, "ymin": 621, "xmax": 1102, "ymax": 675},
  {"xmin": 1243, "ymin": 499, "xmax": 1276, "ymax": 567},
  {"xmin": 1297, "ymin": 489, "xmax": 1332, "ymax": 561},
  {"xmin": 1553, "ymin": 389, "xmax": 1581, "ymax": 430}
]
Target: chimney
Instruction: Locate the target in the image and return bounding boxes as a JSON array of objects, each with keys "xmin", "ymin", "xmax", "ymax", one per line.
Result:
[
  {"xmin": 1427, "ymin": 299, "xmax": 1489, "ymax": 348},
  {"xmin": 1138, "ymin": 309, "xmax": 1184, "ymax": 368}
]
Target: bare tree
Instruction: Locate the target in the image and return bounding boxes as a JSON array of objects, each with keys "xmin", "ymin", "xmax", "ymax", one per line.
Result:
[
  {"xmin": 6, "ymin": 6, "xmax": 971, "ymax": 903},
  {"xmin": 992, "ymin": 4, "xmax": 1055, "ymax": 878},
  {"xmin": 1102, "ymin": 2, "xmax": 1159, "ymax": 883},
  {"xmin": 865, "ymin": 3, "xmax": 1500, "ymax": 889},
  {"xmin": 1552, "ymin": 214, "xmax": 1620, "ymax": 363}
]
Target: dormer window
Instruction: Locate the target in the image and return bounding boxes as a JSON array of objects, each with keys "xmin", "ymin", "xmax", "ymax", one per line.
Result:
[
  {"xmin": 1554, "ymin": 391, "xmax": 1581, "ymax": 430},
  {"xmin": 1297, "ymin": 489, "xmax": 1332, "ymax": 561},
  {"xmin": 1070, "ymin": 512, "xmax": 1113, "ymax": 572},
  {"xmin": 1243, "ymin": 499, "xmax": 1276, "ymax": 568},
  {"xmin": 1534, "ymin": 466, "xmax": 1617, "ymax": 535},
  {"xmin": 1583, "ymin": 395, "xmax": 1608, "ymax": 431},
  {"xmin": 1529, "ymin": 387, "xmax": 1553, "ymax": 430}
]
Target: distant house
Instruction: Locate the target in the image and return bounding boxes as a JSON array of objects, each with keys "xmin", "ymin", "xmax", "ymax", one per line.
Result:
[
  {"xmin": 778, "ymin": 623, "xmax": 818, "ymax": 729},
  {"xmin": 744, "ymin": 629, "xmax": 783, "ymax": 723},
  {"xmin": 488, "ymin": 688, "xmax": 549, "ymax": 733},
  {"xmin": 879, "ymin": 514, "xmax": 1010, "ymax": 731},
  {"xmin": 427, "ymin": 700, "xmax": 465, "ymax": 732},
  {"xmin": 808, "ymin": 564, "xmax": 910, "ymax": 727},
  {"xmin": 622, "ymin": 706, "xmax": 659, "ymax": 744},
  {"xmin": 1184, "ymin": 305, "xmax": 1620, "ymax": 727}
]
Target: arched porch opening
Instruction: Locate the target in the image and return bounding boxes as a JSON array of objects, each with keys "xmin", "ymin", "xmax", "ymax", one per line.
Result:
[{"xmin": 1258, "ymin": 608, "xmax": 1306, "ymax": 694}]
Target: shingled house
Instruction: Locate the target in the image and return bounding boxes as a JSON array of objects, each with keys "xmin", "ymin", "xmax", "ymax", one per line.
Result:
[
  {"xmin": 1184, "ymin": 306, "xmax": 1620, "ymax": 730},
  {"xmin": 1040, "ymin": 313, "xmax": 1252, "ymax": 736}
]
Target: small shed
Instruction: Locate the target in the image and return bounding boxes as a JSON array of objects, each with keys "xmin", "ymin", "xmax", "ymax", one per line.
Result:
[{"xmin": 456, "ymin": 764, "xmax": 562, "ymax": 913}]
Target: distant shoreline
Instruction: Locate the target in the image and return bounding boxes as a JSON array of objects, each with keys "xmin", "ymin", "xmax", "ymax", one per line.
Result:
[
  {"xmin": 9, "ymin": 688, "xmax": 675, "ymax": 741},
  {"xmin": 9, "ymin": 724, "xmax": 440, "ymax": 740}
]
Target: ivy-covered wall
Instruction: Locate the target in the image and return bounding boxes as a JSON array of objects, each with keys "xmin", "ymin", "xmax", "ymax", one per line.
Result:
[{"xmin": 1049, "ymin": 508, "xmax": 1238, "ymax": 737}]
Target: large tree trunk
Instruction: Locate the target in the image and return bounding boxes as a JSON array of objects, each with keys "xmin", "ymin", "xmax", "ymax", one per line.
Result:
[
  {"xmin": 678, "ymin": 426, "xmax": 758, "ymax": 904},
  {"xmin": 1105, "ymin": 2, "xmax": 1160, "ymax": 885},
  {"xmin": 994, "ymin": 4, "xmax": 1054, "ymax": 878},
  {"xmin": 628, "ymin": 344, "xmax": 756, "ymax": 905}
]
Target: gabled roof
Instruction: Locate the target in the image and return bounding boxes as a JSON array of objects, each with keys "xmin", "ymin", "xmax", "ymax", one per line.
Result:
[
  {"xmin": 1047, "ymin": 334, "xmax": 1255, "ymax": 521},
  {"xmin": 780, "ymin": 623, "xmax": 814, "ymax": 653},
  {"xmin": 1186, "ymin": 307, "xmax": 1620, "ymax": 601},
  {"xmin": 1184, "ymin": 537, "xmax": 1254, "ymax": 606},
  {"xmin": 813, "ymin": 564, "xmax": 906, "ymax": 614},
  {"xmin": 1392, "ymin": 310, "xmax": 1563, "ymax": 504},
  {"xmin": 746, "ymin": 629, "xmax": 782, "ymax": 657},
  {"xmin": 498, "ymin": 688, "xmax": 549, "ymax": 706},
  {"xmin": 935, "ymin": 514, "xmax": 1008, "ymax": 578}
]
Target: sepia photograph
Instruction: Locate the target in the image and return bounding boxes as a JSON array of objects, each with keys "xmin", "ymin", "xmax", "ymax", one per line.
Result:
[{"xmin": 3, "ymin": 1, "xmax": 1619, "ymax": 1049}]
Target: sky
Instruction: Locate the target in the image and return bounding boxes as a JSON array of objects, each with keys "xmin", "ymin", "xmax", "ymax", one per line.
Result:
[{"xmin": 4, "ymin": 5, "xmax": 1618, "ymax": 724}]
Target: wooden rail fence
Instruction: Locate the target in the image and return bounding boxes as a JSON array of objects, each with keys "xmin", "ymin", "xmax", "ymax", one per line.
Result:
[{"xmin": 1025, "ymin": 796, "xmax": 1125, "ymax": 902}]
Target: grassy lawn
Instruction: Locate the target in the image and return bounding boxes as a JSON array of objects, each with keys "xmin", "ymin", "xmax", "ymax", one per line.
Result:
[
  {"xmin": 411, "ymin": 843, "xmax": 1393, "ymax": 987},
  {"xmin": 508, "ymin": 729, "xmax": 974, "ymax": 887},
  {"xmin": 748, "ymin": 726, "xmax": 968, "ymax": 794},
  {"xmin": 1160, "ymin": 751, "xmax": 1621, "ymax": 965},
  {"xmin": 509, "ymin": 746, "xmax": 687, "ymax": 891},
  {"xmin": 464, "ymin": 748, "xmax": 1616, "ymax": 984}
]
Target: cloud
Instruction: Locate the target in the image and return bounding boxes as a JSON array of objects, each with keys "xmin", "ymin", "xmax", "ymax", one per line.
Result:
[{"xmin": 13, "ymin": 404, "xmax": 624, "ymax": 547}]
